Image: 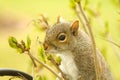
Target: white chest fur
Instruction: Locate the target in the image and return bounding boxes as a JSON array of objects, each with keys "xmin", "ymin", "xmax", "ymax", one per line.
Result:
[{"xmin": 57, "ymin": 52, "xmax": 79, "ymax": 80}]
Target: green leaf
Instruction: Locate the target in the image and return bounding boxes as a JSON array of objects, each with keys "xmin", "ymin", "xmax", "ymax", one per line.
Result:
[
  {"xmin": 26, "ymin": 36, "xmax": 31, "ymax": 48},
  {"xmin": 17, "ymin": 48, "xmax": 24, "ymax": 54},
  {"xmin": 47, "ymin": 54, "xmax": 52, "ymax": 60},
  {"xmin": 86, "ymin": 8, "xmax": 95, "ymax": 17},
  {"xmin": 8, "ymin": 36, "xmax": 18, "ymax": 49},
  {"xmin": 74, "ymin": 0, "xmax": 80, "ymax": 3},
  {"xmin": 70, "ymin": 0, "xmax": 76, "ymax": 9},
  {"xmin": 38, "ymin": 46, "xmax": 46, "ymax": 63},
  {"xmin": 84, "ymin": 0, "xmax": 89, "ymax": 8},
  {"xmin": 104, "ymin": 22, "xmax": 109, "ymax": 33},
  {"xmin": 35, "ymin": 75, "xmax": 47, "ymax": 80},
  {"xmin": 55, "ymin": 56, "xmax": 62, "ymax": 66}
]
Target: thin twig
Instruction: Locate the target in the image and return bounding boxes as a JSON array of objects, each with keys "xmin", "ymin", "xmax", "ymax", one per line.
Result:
[
  {"xmin": 98, "ymin": 35, "xmax": 120, "ymax": 61},
  {"xmin": 39, "ymin": 15, "xmax": 50, "ymax": 30},
  {"xmin": 106, "ymin": 39, "xmax": 120, "ymax": 48},
  {"xmin": 75, "ymin": 6, "xmax": 88, "ymax": 34},
  {"xmin": 27, "ymin": 52, "xmax": 63, "ymax": 80},
  {"xmin": 107, "ymin": 35, "xmax": 120, "ymax": 61},
  {"xmin": 96, "ymin": 36, "xmax": 120, "ymax": 49},
  {"xmin": 49, "ymin": 55, "xmax": 67, "ymax": 80},
  {"xmin": 27, "ymin": 51, "xmax": 37, "ymax": 67},
  {"xmin": 77, "ymin": 2, "xmax": 100, "ymax": 80}
]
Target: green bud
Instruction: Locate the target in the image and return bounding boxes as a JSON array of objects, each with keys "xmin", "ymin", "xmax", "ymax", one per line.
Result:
[
  {"xmin": 47, "ymin": 54, "xmax": 52, "ymax": 60},
  {"xmin": 55, "ymin": 56, "xmax": 62, "ymax": 65},
  {"xmin": 8, "ymin": 36, "xmax": 18, "ymax": 49},
  {"xmin": 38, "ymin": 46, "xmax": 46, "ymax": 63},
  {"xmin": 26, "ymin": 36, "xmax": 31, "ymax": 49},
  {"xmin": 17, "ymin": 48, "xmax": 24, "ymax": 54},
  {"xmin": 70, "ymin": 0, "xmax": 76, "ymax": 9},
  {"xmin": 74, "ymin": 0, "xmax": 80, "ymax": 3}
]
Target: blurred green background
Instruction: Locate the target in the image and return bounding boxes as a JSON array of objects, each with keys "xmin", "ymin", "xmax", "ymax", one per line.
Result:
[{"xmin": 0, "ymin": 0, "xmax": 120, "ymax": 80}]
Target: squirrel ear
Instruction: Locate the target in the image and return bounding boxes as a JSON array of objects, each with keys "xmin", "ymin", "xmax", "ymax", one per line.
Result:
[
  {"xmin": 70, "ymin": 20, "xmax": 79, "ymax": 36},
  {"xmin": 57, "ymin": 16, "xmax": 65, "ymax": 23}
]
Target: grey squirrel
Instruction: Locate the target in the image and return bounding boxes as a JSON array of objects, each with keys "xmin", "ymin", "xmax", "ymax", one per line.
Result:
[{"xmin": 43, "ymin": 18, "xmax": 114, "ymax": 80}]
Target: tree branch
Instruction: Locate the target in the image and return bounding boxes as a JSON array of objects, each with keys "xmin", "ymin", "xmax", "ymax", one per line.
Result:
[
  {"xmin": 48, "ymin": 55, "xmax": 67, "ymax": 80},
  {"xmin": 76, "ymin": 2, "xmax": 100, "ymax": 80},
  {"xmin": 27, "ymin": 52, "xmax": 63, "ymax": 80},
  {"xmin": 75, "ymin": 6, "xmax": 88, "ymax": 34},
  {"xmin": 27, "ymin": 51, "xmax": 37, "ymax": 67}
]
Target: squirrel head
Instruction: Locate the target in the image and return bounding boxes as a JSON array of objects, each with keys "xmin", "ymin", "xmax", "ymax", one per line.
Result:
[{"xmin": 43, "ymin": 19, "xmax": 79, "ymax": 54}]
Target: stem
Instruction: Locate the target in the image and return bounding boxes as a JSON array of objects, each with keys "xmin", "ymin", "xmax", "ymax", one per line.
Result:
[
  {"xmin": 107, "ymin": 35, "xmax": 120, "ymax": 61},
  {"xmin": 98, "ymin": 35, "xmax": 120, "ymax": 47},
  {"xmin": 27, "ymin": 53, "xmax": 63, "ymax": 80},
  {"xmin": 75, "ymin": 6, "xmax": 88, "ymax": 34},
  {"xmin": 27, "ymin": 51, "xmax": 37, "ymax": 67},
  {"xmin": 77, "ymin": 2, "xmax": 100, "ymax": 80},
  {"xmin": 49, "ymin": 55, "xmax": 67, "ymax": 80}
]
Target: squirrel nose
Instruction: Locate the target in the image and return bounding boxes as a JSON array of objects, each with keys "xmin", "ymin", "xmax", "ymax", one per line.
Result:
[{"xmin": 43, "ymin": 43, "xmax": 49, "ymax": 50}]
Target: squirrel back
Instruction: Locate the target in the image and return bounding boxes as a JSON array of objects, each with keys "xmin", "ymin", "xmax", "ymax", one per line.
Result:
[
  {"xmin": 73, "ymin": 29, "xmax": 113, "ymax": 80},
  {"xmin": 43, "ymin": 19, "xmax": 114, "ymax": 80}
]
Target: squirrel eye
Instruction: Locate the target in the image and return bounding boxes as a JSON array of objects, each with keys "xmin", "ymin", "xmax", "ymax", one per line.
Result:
[{"xmin": 58, "ymin": 33, "xmax": 67, "ymax": 42}]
